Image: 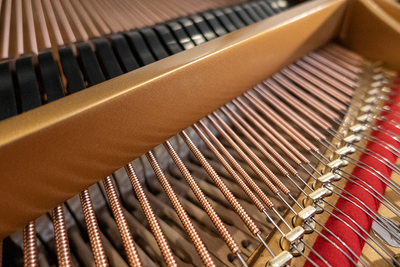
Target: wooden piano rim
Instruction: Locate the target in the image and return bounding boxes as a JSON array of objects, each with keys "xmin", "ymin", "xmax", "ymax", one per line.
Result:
[
  {"xmin": 0, "ymin": 0, "xmax": 399, "ymax": 240},
  {"xmin": 373, "ymin": 0, "xmax": 400, "ymax": 24}
]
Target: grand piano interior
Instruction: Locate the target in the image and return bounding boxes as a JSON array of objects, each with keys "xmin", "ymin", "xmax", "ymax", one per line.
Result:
[{"xmin": 1, "ymin": 0, "xmax": 400, "ymax": 266}]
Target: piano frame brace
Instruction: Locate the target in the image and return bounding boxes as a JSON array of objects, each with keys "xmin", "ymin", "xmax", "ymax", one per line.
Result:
[{"xmin": 0, "ymin": 0, "xmax": 399, "ymax": 240}]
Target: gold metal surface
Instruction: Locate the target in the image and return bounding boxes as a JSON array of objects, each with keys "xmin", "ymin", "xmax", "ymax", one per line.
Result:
[
  {"xmin": 374, "ymin": 0, "xmax": 400, "ymax": 24},
  {"xmin": 340, "ymin": 0, "xmax": 400, "ymax": 69},
  {"xmin": 0, "ymin": 0, "xmax": 355, "ymax": 239}
]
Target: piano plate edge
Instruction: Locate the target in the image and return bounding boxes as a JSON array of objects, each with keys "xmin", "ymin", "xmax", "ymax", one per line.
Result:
[{"xmin": 0, "ymin": 0, "xmax": 355, "ymax": 239}]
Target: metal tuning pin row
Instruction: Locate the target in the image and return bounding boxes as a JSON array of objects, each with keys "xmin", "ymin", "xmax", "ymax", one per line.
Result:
[{"xmin": 266, "ymin": 52, "xmax": 400, "ymax": 266}]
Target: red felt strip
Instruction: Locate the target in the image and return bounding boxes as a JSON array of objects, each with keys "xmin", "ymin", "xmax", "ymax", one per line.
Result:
[{"xmin": 304, "ymin": 73, "xmax": 400, "ymax": 267}]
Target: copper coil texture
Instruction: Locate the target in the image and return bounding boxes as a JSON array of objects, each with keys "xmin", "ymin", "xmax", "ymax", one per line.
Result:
[
  {"xmin": 263, "ymin": 79, "xmax": 332, "ymax": 130},
  {"xmin": 281, "ymin": 68, "xmax": 347, "ymax": 111},
  {"xmin": 195, "ymin": 121, "xmax": 275, "ymax": 210},
  {"xmin": 302, "ymin": 55, "xmax": 357, "ymax": 88},
  {"xmin": 287, "ymin": 65, "xmax": 352, "ymax": 103},
  {"xmin": 124, "ymin": 163, "xmax": 177, "ymax": 267},
  {"xmin": 248, "ymin": 90, "xmax": 323, "ymax": 148},
  {"xmin": 180, "ymin": 131, "xmax": 261, "ymax": 237},
  {"xmin": 193, "ymin": 123, "xmax": 269, "ymax": 211},
  {"xmin": 163, "ymin": 140, "xmax": 240, "ymax": 254},
  {"xmin": 212, "ymin": 113, "xmax": 291, "ymax": 196},
  {"xmin": 308, "ymin": 52, "xmax": 359, "ymax": 80},
  {"xmin": 145, "ymin": 151, "xmax": 216, "ymax": 267},
  {"xmin": 79, "ymin": 189, "xmax": 109, "ymax": 267},
  {"xmin": 272, "ymin": 73, "xmax": 340, "ymax": 121},
  {"xmin": 206, "ymin": 114, "xmax": 280, "ymax": 195},
  {"xmin": 295, "ymin": 60, "xmax": 355, "ymax": 96},
  {"xmin": 244, "ymin": 92, "xmax": 315, "ymax": 151},
  {"xmin": 233, "ymin": 99, "xmax": 308, "ymax": 165},
  {"xmin": 224, "ymin": 103, "xmax": 298, "ymax": 175},
  {"xmin": 318, "ymin": 49, "xmax": 363, "ymax": 74},
  {"xmin": 254, "ymin": 85, "xmax": 327, "ymax": 140},
  {"xmin": 52, "ymin": 205, "xmax": 73, "ymax": 267},
  {"xmin": 23, "ymin": 221, "xmax": 38, "ymax": 267},
  {"xmin": 220, "ymin": 106, "xmax": 290, "ymax": 176},
  {"xmin": 102, "ymin": 176, "xmax": 142, "ymax": 267},
  {"xmin": 325, "ymin": 44, "xmax": 363, "ymax": 65},
  {"xmin": 319, "ymin": 50, "xmax": 361, "ymax": 73}
]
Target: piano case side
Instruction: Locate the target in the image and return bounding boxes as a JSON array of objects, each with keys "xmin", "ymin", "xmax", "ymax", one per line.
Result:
[{"xmin": 340, "ymin": 0, "xmax": 400, "ymax": 69}]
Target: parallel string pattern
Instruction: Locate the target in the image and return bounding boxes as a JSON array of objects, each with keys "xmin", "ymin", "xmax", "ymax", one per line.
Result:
[
  {"xmin": 0, "ymin": 0, "xmax": 398, "ymax": 264},
  {"xmin": 125, "ymin": 163, "xmax": 177, "ymax": 267},
  {"xmin": 4, "ymin": 40, "xmax": 398, "ymax": 267},
  {"xmin": 102, "ymin": 176, "xmax": 142, "ymax": 267},
  {"xmin": 0, "ymin": 0, "xmax": 252, "ymax": 59},
  {"xmin": 146, "ymin": 151, "xmax": 216, "ymax": 267}
]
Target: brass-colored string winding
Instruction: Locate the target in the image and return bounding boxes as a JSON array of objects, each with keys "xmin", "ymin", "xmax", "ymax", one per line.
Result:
[
  {"xmin": 23, "ymin": 221, "xmax": 38, "ymax": 267},
  {"xmin": 124, "ymin": 163, "xmax": 177, "ymax": 267},
  {"xmin": 79, "ymin": 189, "xmax": 109, "ymax": 267},
  {"xmin": 52, "ymin": 205, "xmax": 73, "ymax": 267},
  {"xmin": 103, "ymin": 176, "xmax": 142, "ymax": 267},
  {"xmin": 146, "ymin": 151, "xmax": 216, "ymax": 267}
]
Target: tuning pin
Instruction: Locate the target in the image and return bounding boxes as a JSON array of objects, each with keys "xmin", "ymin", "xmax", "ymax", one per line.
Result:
[
  {"xmin": 266, "ymin": 251, "xmax": 293, "ymax": 267},
  {"xmin": 330, "ymin": 146, "xmax": 356, "ymax": 161},
  {"xmin": 279, "ymin": 226, "xmax": 305, "ymax": 256},
  {"xmin": 322, "ymin": 158, "xmax": 349, "ymax": 174},
  {"xmin": 313, "ymin": 172, "xmax": 341, "ymax": 191},
  {"xmin": 357, "ymin": 113, "xmax": 372, "ymax": 124},
  {"xmin": 303, "ymin": 187, "xmax": 331, "ymax": 213},
  {"xmin": 292, "ymin": 206, "xmax": 317, "ymax": 234}
]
